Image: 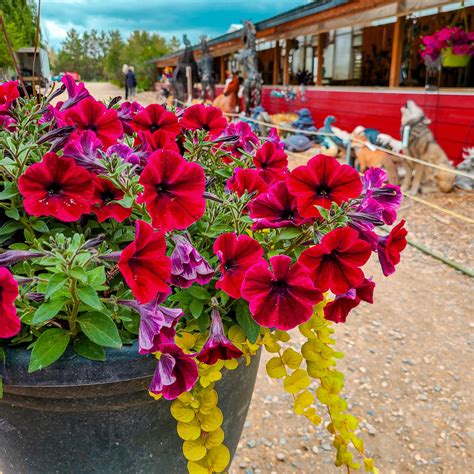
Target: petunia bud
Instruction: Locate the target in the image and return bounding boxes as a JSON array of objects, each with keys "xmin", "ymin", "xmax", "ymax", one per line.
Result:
[
  {"xmin": 107, "ymin": 96, "xmax": 122, "ymax": 109},
  {"xmin": 0, "ymin": 250, "xmax": 44, "ymax": 267},
  {"xmin": 27, "ymin": 292, "xmax": 45, "ymax": 303},
  {"xmin": 38, "ymin": 126, "xmax": 75, "ymax": 145},
  {"xmin": 82, "ymin": 234, "xmax": 106, "ymax": 249},
  {"xmin": 196, "ymin": 307, "xmax": 243, "ymax": 365},
  {"xmin": 170, "ymin": 235, "xmax": 214, "ymax": 288},
  {"xmin": 99, "ymin": 251, "xmax": 122, "ymax": 262}
]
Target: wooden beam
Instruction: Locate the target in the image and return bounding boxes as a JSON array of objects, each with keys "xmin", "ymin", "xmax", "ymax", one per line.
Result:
[
  {"xmin": 220, "ymin": 56, "xmax": 226, "ymax": 84},
  {"xmin": 272, "ymin": 41, "xmax": 281, "ymax": 85},
  {"xmin": 283, "ymin": 39, "xmax": 290, "ymax": 85},
  {"xmin": 316, "ymin": 33, "xmax": 324, "ymax": 85},
  {"xmin": 389, "ymin": 15, "xmax": 405, "ymax": 87}
]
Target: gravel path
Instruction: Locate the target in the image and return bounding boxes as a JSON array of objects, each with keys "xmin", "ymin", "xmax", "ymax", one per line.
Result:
[{"xmin": 86, "ymin": 83, "xmax": 474, "ymax": 473}]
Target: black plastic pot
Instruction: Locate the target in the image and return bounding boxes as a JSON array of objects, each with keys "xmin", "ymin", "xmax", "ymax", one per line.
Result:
[{"xmin": 0, "ymin": 343, "xmax": 260, "ymax": 474}]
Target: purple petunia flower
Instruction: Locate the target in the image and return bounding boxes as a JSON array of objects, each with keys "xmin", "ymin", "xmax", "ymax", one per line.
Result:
[
  {"xmin": 196, "ymin": 307, "xmax": 243, "ymax": 365},
  {"xmin": 107, "ymin": 143, "xmax": 140, "ymax": 166},
  {"xmin": 63, "ymin": 130, "xmax": 105, "ymax": 172},
  {"xmin": 170, "ymin": 235, "xmax": 214, "ymax": 288},
  {"xmin": 119, "ymin": 292, "xmax": 183, "ymax": 355},
  {"xmin": 118, "ymin": 101, "xmax": 144, "ymax": 135},
  {"xmin": 221, "ymin": 121, "xmax": 259, "ymax": 155}
]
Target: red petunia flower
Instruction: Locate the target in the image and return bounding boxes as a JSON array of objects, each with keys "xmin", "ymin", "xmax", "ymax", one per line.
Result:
[
  {"xmin": 134, "ymin": 129, "xmax": 179, "ymax": 154},
  {"xmin": 324, "ymin": 278, "xmax": 375, "ymax": 324},
  {"xmin": 226, "ymin": 168, "xmax": 268, "ymax": 197},
  {"xmin": 197, "ymin": 307, "xmax": 243, "ymax": 365},
  {"xmin": 241, "ymin": 255, "xmax": 323, "ymax": 331},
  {"xmin": 131, "ymin": 104, "xmax": 180, "ymax": 138},
  {"xmin": 299, "ymin": 227, "xmax": 372, "ymax": 294},
  {"xmin": 18, "ymin": 152, "xmax": 94, "ymax": 222},
  {"xmin": 213, "ymin": 233, "xmax": 264, "ymax": 299},
  {"xmin": 248, "ymin": 181, "xmax": 309, "ymax": 230},
  {"xmin": 118, "ymin": 220, "xmax": 171, "ymax": 304},
  {"xmin": 64, "ymin": 97, "xmax": 123, "ymax": 148},
  {"xmin": 253, "ymin": 141, "xmax": 288, "ymax": 184},
  {"xmin": 138, "ymin": 150, "xmax": 206, "ymax": 232},
  {"xmin": 91, "ymin": 176, "xmax": 132, "ymax": 223},
  {"xmin": 0, "ymin": 81, "xmax": 19, "ymax": 113},
  {"xmin": 149, "ymin": 342, "xmax": 198, "ymax": 400},
  {"xmin": 0, "ymin": 268, "xmax": 20, "ymax": 339},
  {"xmin": 288, "ymin": 154, "xmax": 362, "ymax": 218},
  {"xmin": 377, "ymin": 220, "xmax": 407, "ymax": 276},
  {"xmin": 180, "ymin": 104, "xmax": 228, "ymax": 138}
]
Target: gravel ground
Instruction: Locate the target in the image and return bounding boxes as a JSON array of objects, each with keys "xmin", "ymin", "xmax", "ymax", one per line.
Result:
[{"xmin": 84, "ymin": 83, "xmax": 474, "ymax": 473}]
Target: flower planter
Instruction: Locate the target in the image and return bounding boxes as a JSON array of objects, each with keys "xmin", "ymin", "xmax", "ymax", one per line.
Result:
[
  {"xmin": 0, "ymin": 343, "xmax": 261, "ymax": 474},
  {"xmin": 441, "ymin": 47, "xmax": 471, "ymax": 67}
]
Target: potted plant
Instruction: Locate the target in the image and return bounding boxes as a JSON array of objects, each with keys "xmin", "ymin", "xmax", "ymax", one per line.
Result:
[
  {"xmin": 420, "ymin": 26, "xmax": 474, "ymax": 68},
  {"xmin": 0, "ymin": 75, "xmax": 406, "ymax": 473}
]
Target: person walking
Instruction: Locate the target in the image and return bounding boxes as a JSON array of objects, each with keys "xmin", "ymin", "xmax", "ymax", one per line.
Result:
[
  {"xmin": 122, "ymin": 64, "xmax": 129, "ymax": 100},
  {"xmin": 126, "ymin": 67, "xmax": 137, "ymax": 99}
]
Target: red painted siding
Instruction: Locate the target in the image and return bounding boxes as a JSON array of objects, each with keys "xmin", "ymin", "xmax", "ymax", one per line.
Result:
[{"xmin": 259, "ymin": 87, "xmax": 474, "ymax": 165}]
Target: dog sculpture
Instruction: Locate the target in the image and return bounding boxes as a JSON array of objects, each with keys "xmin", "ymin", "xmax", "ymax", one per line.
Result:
[{"xmin": 400, "ymin": 100, "xmax": 455, "ymax": 194}]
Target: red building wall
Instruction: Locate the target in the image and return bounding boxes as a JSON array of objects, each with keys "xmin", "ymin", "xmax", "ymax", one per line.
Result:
[{"xmin": 260, "ymin": 87, "xmax": 474, "ymax": 165}]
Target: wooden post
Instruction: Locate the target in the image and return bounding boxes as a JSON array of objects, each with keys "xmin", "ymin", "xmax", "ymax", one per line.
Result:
[
  {"xmin": 220, "ymin": 56, "xmax": 226, "ymax": 84},
  {"xmin": 389, "ymin": 16, "xmax": 405, "ymax": 88},
  {"xmin": 317, "ymin": 33, "xmax": 324, "ymax": 85},
  {"xmin": 283, "ymin": 39, "xmax": 290, "ymax": 85},
  {"xmin": 185, "ymin": 66, "xmax": 192, "ymax": 105},
  {"xmin": 272, "ymin": 41, "xmax": 281, "ymax": 84}
]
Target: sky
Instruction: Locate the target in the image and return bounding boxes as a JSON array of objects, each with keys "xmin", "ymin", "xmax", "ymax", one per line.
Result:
[{"xmin": 41, "ymin": 0, "xmax": 307, "ymax": 50}]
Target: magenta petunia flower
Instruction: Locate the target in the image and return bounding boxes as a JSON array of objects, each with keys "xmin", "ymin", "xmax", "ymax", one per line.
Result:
[
  {"xmin": 59, "ymin": 74, "xmax": 90, "ymax": 111},
  {"xmin": 214, "ymin": 233, "xmax": 264, "ymax": 299},
  {"xmin": 0, "ymin": 267, "xmax": 20, "ymax": 339},
  {"xmin": 131, "ymin": 103, "xmax": 180, "ymax": 138},
  {"xmin": 197, "ymin": 307, "xmax": 243, "ymax": 365},
  {"xmin": 106, "ymin": 143, "xmax": 140, "ymax": 166},
  {"xmin": 226, "ymin": 168, "xmax": 268, "ymax": 198},
  {"xmin": 220, "ymin": 121, "xmax": 259, "ymax": 157},
  {"xmin": 0, "ymin": 81, "xmax": 19, "ymax": 113},
  {"xmin": 377, "ymin": 220, "xmax": 407, "ymax": 276},
  {"xmin": 149, "ymin": 343, "xmax": 198, "ymax": 400},
  {"xmin": 253, "ymin": 141, "xmax": 288, "ymax": 185},
  {"xmin": 170, "ymin": 235, "xmax": 214, "ymax": 288},
  {"xmin": 180, "ymin": 104, "xmax": 228, "ymax": 138},
  {"xmin": 248, "ymin": 181, "xmax": 309, "ymax": 230},
  {"xmin": 241, "ymin": 255, "xmax": 323, "ymax": 331},
  {"xmin": 118, "ymin": 101, "xmax": 144, "ymax": 135},
  {"xmin": 324, "ymin": 278, "xmax": 375, "ymax": 324}
]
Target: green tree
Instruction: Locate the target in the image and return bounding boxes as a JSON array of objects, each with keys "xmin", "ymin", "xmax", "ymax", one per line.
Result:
[
  {"xmin": 104, "ymin": 30, "xmax": 125, "ymax": 85},
  {"xmin": 56, "ymin": 28, "xmax": 84, "ymax": 75},
  {"xmin": 0, "ymin": 0, "xmax": 37, "ymax": 75}
]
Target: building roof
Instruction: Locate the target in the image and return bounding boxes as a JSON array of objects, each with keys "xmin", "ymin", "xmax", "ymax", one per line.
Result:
[{"xmin": 148, "ymin": 0, "xmax": 348, "ymax": 64}]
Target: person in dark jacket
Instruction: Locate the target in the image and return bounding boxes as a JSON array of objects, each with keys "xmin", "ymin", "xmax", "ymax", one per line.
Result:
[{"xmin": 126, "ymin": 67, "xmax": 137, "ymax": 99}]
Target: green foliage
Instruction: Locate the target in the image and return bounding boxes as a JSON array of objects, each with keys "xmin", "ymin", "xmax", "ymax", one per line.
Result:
[
  {"xmin": 0, "ymin": 0, "xmax": 37, "ymax": 72},
  {"xmin": 55, "ymin": 28, "xmax": 179, "ymax": 89},
  {"xmin": 28, "ymin": 328, "xmax": 70, "ymax": 372}
]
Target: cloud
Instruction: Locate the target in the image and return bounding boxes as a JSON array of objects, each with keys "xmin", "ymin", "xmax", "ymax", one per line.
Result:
[{"xmin": 41, "ymin": 0, "xmax": 304, "ymax": 48}]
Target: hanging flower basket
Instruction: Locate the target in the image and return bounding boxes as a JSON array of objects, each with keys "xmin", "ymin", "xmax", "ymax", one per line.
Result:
[
  {"xmin": 419, "ymin": 26, "xmax": 474, "ymax": 68},
  {"xmin": 441, "ymin": 47, "xmax": 471, "ymax": 67}
]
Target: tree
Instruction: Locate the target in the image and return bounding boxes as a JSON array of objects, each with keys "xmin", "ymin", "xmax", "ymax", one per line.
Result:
[
  {"xmin": 56, "ymin": 29, "xmax": 84, "ymax": 75},
  {"xmin": 0, "ymin": 0, "xmax": 36, "ymax": 76},
  {"xmin": 104, "ymin": 30, "xmax": 125, "ymax": 85}
]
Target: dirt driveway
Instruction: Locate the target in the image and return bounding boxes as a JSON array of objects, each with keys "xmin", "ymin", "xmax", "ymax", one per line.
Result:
[{"xmin": 86, "ymin": 82, "xmax": 474, "ymax": 473}]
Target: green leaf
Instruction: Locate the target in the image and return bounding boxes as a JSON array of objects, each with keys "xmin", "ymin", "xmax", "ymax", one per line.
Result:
[
  {"xmin": 28, "ymin": 329, "xmax": 70, "ymax": 372},
  {"xmin": 0, "ymin": 182, "xmax": 18, "ymax": 200},
  {"xmin": 69, "ymin": 267, "xmax": 88, "ymax": 284},
  {"xmin": 45, "ymin": 273, "xmax": 68, "ymax": 300},
  {"xmin": 236, "ymin": 302, "xmax": 260, "ymax": 343},
  {"xmin": 74, "ymin": 336, "xmax": 106, "ymax": 361},
  {"xmin": 189, "ymin": 299, "xmax": 204, "ymax": 319},
  {"xmin": 5, "ymin": 207, "xmax": 19, "ymax": 220},
  {"xmin": 32, "ymin": 299, "xmax": 66, "ymax": 324},
  {"xmin": 78, "ymin": 312, "xmax": 122, "ymax": 348},
  {"xmin": 276, "ymin": 227, "xmax": 301, "ymax": 241},
  {"xmin": 77, "ymin": 285, "xmax": 102, "ymax": 310},
  {"xmin": 86, "ymin": 266, "xmax": 107, "ymax": 287},
  {"xmin": 188, "ymin": 286, "xmax": 210, "ymax": 301},
  {"xmin": 31, "ymin": 220, "xmax": 49, "ymax": 233}
]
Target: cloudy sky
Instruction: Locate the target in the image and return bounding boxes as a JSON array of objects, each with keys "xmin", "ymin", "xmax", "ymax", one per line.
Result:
[{"xmin": 41, "ymin": 0, "xmax": 306, "ymax": 49}]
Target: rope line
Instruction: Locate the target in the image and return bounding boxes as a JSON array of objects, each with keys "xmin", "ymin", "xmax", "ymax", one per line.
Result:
[{"xmin": 285, "ymin": 150, "xmax": 474, "ymax": 225}]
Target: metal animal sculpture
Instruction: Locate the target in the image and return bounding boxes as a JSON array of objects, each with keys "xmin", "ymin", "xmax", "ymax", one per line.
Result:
[
  {"xmin": 172, "ymin": 34, "xmax": 199, "ymax": 103},
  {"xmin": 239, "ymin": 21, "xmax": 262, "ymax": 115},
  {"xmin": 198, "ymin": 36, "xmax": 215, "ymax": 102}
]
